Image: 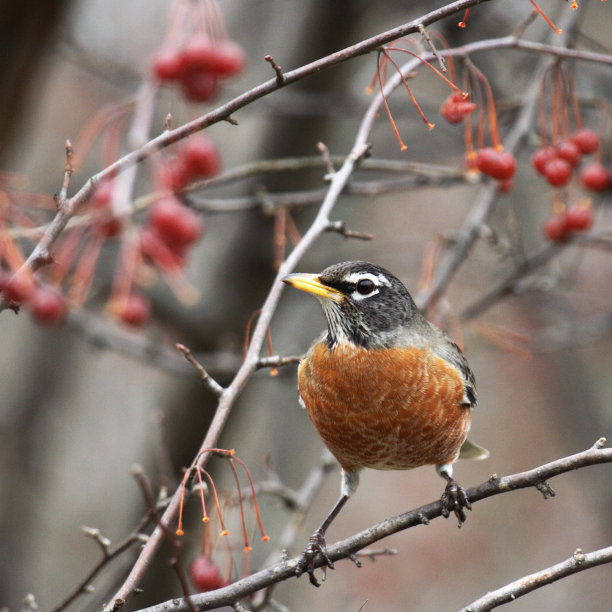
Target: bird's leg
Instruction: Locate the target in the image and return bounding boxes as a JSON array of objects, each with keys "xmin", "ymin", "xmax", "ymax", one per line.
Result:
[
  {"xmin": 437, "ymin": 463, "xmax": 471, "ymax": 526},
  {"xmin": 295, "ymin": 493, "xmax": 348, "ymax": 585},
  {"xmin": 296, "ymin": 468, "xmax": 359, "ymax": 586}
]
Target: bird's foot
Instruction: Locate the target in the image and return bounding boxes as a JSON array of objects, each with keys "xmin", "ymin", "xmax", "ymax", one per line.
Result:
[
  {"xmin": 295, "ymin": 531, "xmax": 334, "ymax": 587},
  {"xmin": 441, "ymin": 478, "xmax": 472, "ymax": 526}
]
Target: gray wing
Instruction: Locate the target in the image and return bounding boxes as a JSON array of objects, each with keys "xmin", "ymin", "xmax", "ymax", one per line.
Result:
[{"xmin": 425, "ymin": 321, "xmax": 477, "ymax": 408}]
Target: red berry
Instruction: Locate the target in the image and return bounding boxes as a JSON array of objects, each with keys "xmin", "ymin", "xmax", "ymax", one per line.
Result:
[
  {"xmin": 544, "ymin": 158, "xmax": 572, "ymax": 187},
  {"xmin": 180, "ymin": 36, "xmax": 216, "ymax": 71},
  {"xmin": 30, "ymin": 286, "xmax": 67, "ymax": 326},
  {"xmin": 572, "ymin": 128, "xmax": 599, "ymax": 155},
  {"xmin": 532, "ymin": 147, "xmax": 557, "ymax": 175},
  {"xmin": 117, "ymin": 293, "xmax": 150, "ymax": 327},
  {"xmin": 580, "ymin": 162, "xmax": 611, "ymax": 192},
  {"xmin": 180, "ymin": 68, "xmax": 219, "ymax": 102},
  {"xmin": 543, "ymin": 215, "xmax": 569, "ymax": 243},
  {"xmin": 440, "ymin": 92, "xmax": 477, "ymax": 124},
  {"xmin": 190, "ymin": 556, "xmax": 227, "ymax": 592},
  {"xmin": 159, "ymin": 158, "xmax": 192, "ymax": 192},
  {"xmin": 152, "ymin": 49, "xmax": 184, "ymax": 81},
  {"xmin": 207, "ymin": 40, "xmax": 246, "ymax": 76},
  {"xmin": 557, "ymin": 140, "xmax": 581, "ymax": 167},
  {"xmin": 150, "ymin": 196, "xmax": 204, "ymax": 249},
  {"xmin": 91, "ymin": 180, "xmax": 114, "ymax": 208},
  {"xmin": 182, "ymin": 136, "xmax": 221, "ymax": 178},
  {"xmin": 475, "ymin": 147, "xmax": 516, "ymax": 181},
  {"xmin": 140, "ymin": 227, "xmax": 186, "ymax": 271},
  {"xmin": 4, "ymin": 274, "xmax": 36, "ymax": 302},
  {"xmin": 97, "ymin": 218, "xmax": 123, "ymax": 238},
  {"xmin": 565, "ymin": 205, "xmax": 593, "ymax": 232},
  {"xmin": 496, "ymin": 178, "xmax": 513, "ymax": 194}
]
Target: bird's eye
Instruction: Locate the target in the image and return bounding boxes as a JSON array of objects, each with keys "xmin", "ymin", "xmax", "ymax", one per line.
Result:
[{"xmin": 356, "ymin": 278, "xmax": 376, "ymax": 295}]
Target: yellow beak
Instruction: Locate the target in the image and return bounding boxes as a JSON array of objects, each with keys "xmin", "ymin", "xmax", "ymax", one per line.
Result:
[{"xmin": 282, "ymin": 273, "xmax": 343, "ymax": 302}]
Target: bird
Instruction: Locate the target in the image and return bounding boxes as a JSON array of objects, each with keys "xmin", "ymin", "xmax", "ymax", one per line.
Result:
[{"xmin": 282, "ymin": 261, "xmax": 488, "ymax": 585}]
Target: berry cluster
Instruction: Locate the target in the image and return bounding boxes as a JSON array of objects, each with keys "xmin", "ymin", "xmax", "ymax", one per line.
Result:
[
  {"xmin": 475, "ymin": 147, "xmax": 517, "ymax": 181},
  {"xmin": 0, "ymin": 273, "xmax": 68, "ymax": 326},
  {"xmin": 141, "ymin": 135, "xmax": 219, "ymax": 271},
  {"xmin": 152, "ymin": 35, "xmax": 245, "ymax": 102},
  {"xmin": 543, "ymin": 202, "xmax": 594, "ymax": 243},
  {"xmin": 532, "ymin": 128, "xmax": 601, "ymax": 188}
]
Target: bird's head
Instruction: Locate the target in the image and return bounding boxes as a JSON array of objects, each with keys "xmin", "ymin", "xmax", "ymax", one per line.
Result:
[{"xmin": 283, "ymin": 261, "xmax": 420, "ymax": 349}]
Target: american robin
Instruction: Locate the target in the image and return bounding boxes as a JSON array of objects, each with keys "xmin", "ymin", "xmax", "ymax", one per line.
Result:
[{"xmin": 283, "ymin": 261, "xmax": 488, "ymax": 585}]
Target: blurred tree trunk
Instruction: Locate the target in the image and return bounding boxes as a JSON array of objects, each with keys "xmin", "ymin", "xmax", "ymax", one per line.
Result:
[{"xmin": 0, "ymin": 1, "xmax": 71, "ymax": 160}]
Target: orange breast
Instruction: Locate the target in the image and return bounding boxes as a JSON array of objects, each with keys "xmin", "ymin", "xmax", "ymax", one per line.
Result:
[{"xmin": 298, "ymin": 342, "xmax": 471, "ymax": 472}]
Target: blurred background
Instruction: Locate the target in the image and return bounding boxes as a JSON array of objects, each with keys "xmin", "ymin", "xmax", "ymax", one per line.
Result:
[{"xmin": 1, "ymin": 1, "xmax": 611, "ymax": 611}]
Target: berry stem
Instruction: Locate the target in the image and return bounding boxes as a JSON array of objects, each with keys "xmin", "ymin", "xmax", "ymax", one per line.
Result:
[
  {"xmin": 529, "ymin": 0, "xmax": 563, "ymax": 35},
  {"xmin": 382, "ymin": 49, "xmax": 435, "ymax": 130},
  {"xmin": 375, "ymin": 51, "xmax": 408, "ymax": 150},
  {"xmin": 469, "ymin": 63, "xmax": 502, "ymax": 150}
]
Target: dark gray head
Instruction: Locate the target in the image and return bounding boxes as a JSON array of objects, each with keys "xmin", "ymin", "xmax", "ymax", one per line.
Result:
[{"xmin": 283, "ymin": 261, "xmax": 422, "ymax": 349}]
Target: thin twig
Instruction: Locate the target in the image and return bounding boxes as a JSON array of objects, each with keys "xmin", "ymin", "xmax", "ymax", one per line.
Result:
[
  {"xmin": 459, "ymin": 546, "xmax": 612, "ymax": 612},
  {"xmin": 264, "ymin": 55, "xmax": 285, "ymax": 85},
  {"xmin": 418, "ymin": 24, "xmax": 447, "ymax": 72},
  {"xmin": 316, "ymin": 141, "xmax": 335, "ymax": 177},
  {"xmin": 176, "ymin": 343, "xmax": 225, "ymax": 397},
  {"xmin": 325, "ymin": 220, "xmax": 375, "ymax": 241},
  {"xmin": 49, "ymin": 521, "xmax": 151, "ymax": 612},
  {"xmin": 255, "ymin": 354, "xmax": 302, "ymax": 370}
]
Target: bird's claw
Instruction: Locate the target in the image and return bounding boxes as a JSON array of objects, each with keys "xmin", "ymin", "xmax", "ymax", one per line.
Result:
[
  {"xmin": 295, "ymin": 532, "xmax": 334, "ymax": 586},
  {"xmin": 441, "ymin": 478, "xmax": 472, "ymax": 526}
]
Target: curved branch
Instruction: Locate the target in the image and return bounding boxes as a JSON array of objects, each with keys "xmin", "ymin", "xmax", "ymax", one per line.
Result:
[
  {"xmin": 134, "ymin": 442, "xmax": 612, "ymax": 612},
  {"xmin": 459, "ymin": 545, "xmax": 612, "ymax": 612}
]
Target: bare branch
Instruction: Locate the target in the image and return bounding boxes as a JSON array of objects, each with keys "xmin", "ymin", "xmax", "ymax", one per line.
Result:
[
  {"xmin": 176, "ymin": 343, "xmax": 225, "ymax": 397},
  {"xmin": 459, "ymin": 546, "xmax": 612, "ymax": 612}
]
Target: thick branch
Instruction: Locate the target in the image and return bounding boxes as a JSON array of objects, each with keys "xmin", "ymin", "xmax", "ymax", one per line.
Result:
[{"xmin": 134, "ymin": 442, "xmax": 612, "ymax": 612}]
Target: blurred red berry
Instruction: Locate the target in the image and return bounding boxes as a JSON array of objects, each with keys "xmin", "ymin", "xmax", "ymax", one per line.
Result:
[
  {"xmin": 190, "ymin": 556, "xmax": 227, "ymax": 592},
  {"xmin": 160, "ymin": 158, "xmax": 192, "ymax": 192},
  {"xmin": 30, "ymin": 286, "xmax": 67, "ymax": 326},
  {"xmin": 183, "ymin": 136, "xmax": 221, "ymax": 178},
  {"xmin": 91, "ymin": 180, "xmax": 114, "ymax": 207},
  {"xmin": 180, "ymin": 68, "xmax": 219, "ymax": 102},
  {"xmin": 152, "ymin": 49, "xmax": 184, "ymax": 81},
  {"xmin": 475, "ymin": 147, "xmax": 516, "ymax": 181},
  {"xmin": 207, "ymin": 40, "xmax": 246, "ymax": 76},
  {"xmin": 557, "ymin": 140, "xmax": 581, "ymax": 167},
  {"xmin": 532, "ymin": 147, "xmax": 557, "ymax": 175},
  {"xmin": 572, "ymin": 128, "xmax": 599, "ymax": 155},
  {"xmin": 543, "ymin": 215, "xmax": 569, "ymax": 243},
  {"xmin": 544, "ymin": 158, "xmax": 572, "ymax": 187},
  {"xmin": 97, "ymin": 218, "xmax": 123, "ymax": 238},
  {"xmin": 440, "ymin": 92, "xmax": 477, "ymax": 124},
  {"xmin": 565, "ymin": 205, "xmax": 593, "ymax": 232},
  {"xmin": 496, "ymin": 178, "xmax": 513, "ymax": 194},
  {"xmin": 4, "ymin": 274, "xmax": 36, "ymax": 302},
  {"xmin": 180, "ymin": 36, "xmax": 216, "ymax": 71},
  {"xmin": 117, "ymin": 292, "xmax": 150, "ymax": 327},
  {"xmin": 150, "ymin": 196, "xmax": 204, "ymax": 249},
  {"xmin": 580, "ymin": 162, "xmax": 611, "ymax": 192},
  {"xmin": 140, "ymin": 227, "xmax": 186, "ymax": 272}
]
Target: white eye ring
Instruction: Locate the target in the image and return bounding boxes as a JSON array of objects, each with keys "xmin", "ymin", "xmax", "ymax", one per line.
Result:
[{"xmin": 345, "ymin": 272, "xmax": 384, "ymax": 300}]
